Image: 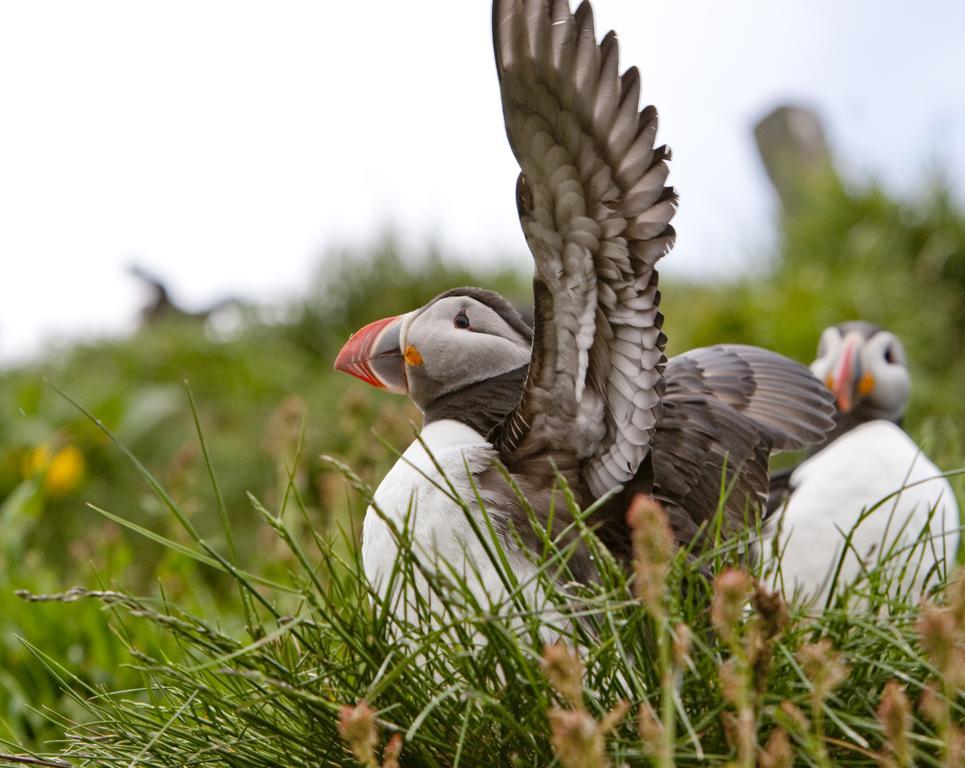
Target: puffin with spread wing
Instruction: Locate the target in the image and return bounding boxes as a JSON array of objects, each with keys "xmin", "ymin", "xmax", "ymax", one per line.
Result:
[
  {"xmin": 335, "ymin": 0, "xmax": 834, "ymax": 602},
  {"xmin": 762, "ymin": 322, "xmax": 960, "ymax": 604}
]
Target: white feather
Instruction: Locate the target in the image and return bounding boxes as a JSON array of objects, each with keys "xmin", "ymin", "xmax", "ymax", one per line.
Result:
[
  {"xmin": 759, "ymin": 420, "xmax": 960, "ymax": 606},
  {"xmin": 362, "ymin": 420, "xmax": 560, "ymax": 633}
]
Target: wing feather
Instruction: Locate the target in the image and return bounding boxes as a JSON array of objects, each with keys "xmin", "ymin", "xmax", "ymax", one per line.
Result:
[
  {"xmin": 650, "ymin": 345, "xmax": 833, "ymax": 539},
  {"xmin": 668, "ymin": 345, "xmax": 836, "ymax": 449},
  {"xmin": 481, "ymin": 1, "xmax": 839, "ymax": 560},
  {"xmin": 491, "ymin": 0, "xmax": 676, "ymax": 499},
  {"xmin": 593, "ymin": 344, "xmax": 834, "ymax": 549}
]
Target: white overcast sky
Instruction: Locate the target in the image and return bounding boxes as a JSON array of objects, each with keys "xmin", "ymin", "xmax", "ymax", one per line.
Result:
[{"xmin": 1, "ymin": 1, "xmax": 963, "ymax": 362}]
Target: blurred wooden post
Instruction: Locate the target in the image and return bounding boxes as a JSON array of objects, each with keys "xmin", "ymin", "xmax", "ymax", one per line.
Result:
[{"xmin": 754, "ymin": 105, "xmax": 840, "ymax": 214}]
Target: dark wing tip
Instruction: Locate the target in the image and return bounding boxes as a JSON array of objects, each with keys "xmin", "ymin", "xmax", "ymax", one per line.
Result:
[
  {"xmin": 669, "ymin": 344, "xmax": 837, "ymax": 452},
  {"xmin": 748, "ymin": 351, "xmax": 837, "ymax": 450}
]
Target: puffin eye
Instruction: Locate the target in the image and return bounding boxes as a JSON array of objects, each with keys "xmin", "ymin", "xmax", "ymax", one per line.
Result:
[
  {"xmin": 453, "ymin": 311, "xmax": 470, "ymax": 330},
  {"xmin": 884, "ymin": 346, "xmax": 896, "ymax": 364}
]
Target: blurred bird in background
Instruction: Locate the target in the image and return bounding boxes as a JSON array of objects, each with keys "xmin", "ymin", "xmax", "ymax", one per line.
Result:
[{"xmin": 762, "ymin": 322, "xmax": 960, "ymax": 606}]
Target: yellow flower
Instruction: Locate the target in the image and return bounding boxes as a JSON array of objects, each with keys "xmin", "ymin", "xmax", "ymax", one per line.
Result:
[
  {"xmin": 45, "ymin": 444, "xmax": 85, "ymax": 495},
  {"xmin": 23, "ymin": 442, "xmax": 86, "ymax": 496}
]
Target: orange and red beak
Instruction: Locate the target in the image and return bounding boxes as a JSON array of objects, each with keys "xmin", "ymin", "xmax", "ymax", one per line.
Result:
[
  {"xmin": 334, "ymin": 314, "xmax": 409, "ymax": 394},
  {"xmin": 826, "ymin": 333, "xmax": 875, "ymax": 412}
]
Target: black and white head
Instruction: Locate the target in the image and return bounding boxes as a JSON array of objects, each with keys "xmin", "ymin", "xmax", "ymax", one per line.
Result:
[
  {"xmin": 810, "ymin": 321, "xmax": 911, "ymax": 423},
  {"xmin": 334, "ymin": 287, "xmax": 532, "ymax": 413}
]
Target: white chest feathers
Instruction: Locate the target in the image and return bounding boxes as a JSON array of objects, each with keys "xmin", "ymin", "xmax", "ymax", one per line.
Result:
[
  {"xmin": 361, "ymin": 419, "xmax": 544, "ymax": 620},
  {"xmin": 760, "ymin": 420, "xmax": 960, "ymax": 606}
]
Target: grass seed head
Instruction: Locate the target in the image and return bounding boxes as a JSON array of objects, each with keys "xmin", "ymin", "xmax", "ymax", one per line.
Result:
[
  {"xmin": 711, "ymin": 568, "xmax": 754, "ymax": 643},
  {"xmin": 637, "ymin": 702, "xmax": 664, "ymax": 759},
  {"xmin": 759, "ymin": 727, "xmax": 794, "ymax": 768},
  {"xmin": 673, "ymin": 622, "xmax": 692, "ymax": 669},
  {"xmin": 779, "ymin": 700, "xmax": 811, "ymax": 734},
  {"xmin": 381, "ymin": 733, "xmax": 403, "ymax": 768},
  {"xmin": 949, "ymin": 726, "xmax": 965, "ymax": 766},
  {"xmin": 918, "ymin": 682, "xmax": 945, "ymax": 727},
  {"xmin": 627, "ymin": 495, "xmax": 675, "ymax": 616},
  {"xmin": 948, "ymin": 575, "xmax": 965, "ymax": 637},
  {"xmin": 798, "ymin": 639, "xmax": 848, "ymax": 705},
  {"xmin": 877, "ymin": 681, "xmax": 912, "ymax": 768},
  {"xmin": 542, "ymin": 643, "xmax": 585, "ymax": 708},
  {"xmin": 917, "ymin": 604, "xmax": 955, "ymax": 672},
  {"xmin": 548, "ymin": 708, "xmax": 609, "ymax": 768},
  {"xmin": 597, "ymin": 700, "xmax": 630, "ymax": 736},
  {"xmin": 338, "ymin": 700, "xmax": 378, "ymax": 767},
  {"xmin": 718, "ymin": 657, "xmax": 742, "ymax": 706},
  {"xmin": 752, "ymin": 583, "xmax": 789, "ymax": 640},
  {"xmin": 731, "ymin": 714, "xmax": 756, "ymax": 762}
]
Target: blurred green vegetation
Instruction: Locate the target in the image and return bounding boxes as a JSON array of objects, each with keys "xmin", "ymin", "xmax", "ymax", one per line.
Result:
[
  {"xmin": 0, "ymin": 239, "xmax": 527, "ymax": 747},
  {"xmin": 0, "ymin": 173, "xmax": 963, "ymax": 751},
  {"xmin": 663, "ymin": 176, "xmax": 964, "ymax": 471}
]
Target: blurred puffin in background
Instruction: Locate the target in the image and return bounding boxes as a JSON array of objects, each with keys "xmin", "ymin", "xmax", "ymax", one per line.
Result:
[{"xmin": 762, "ymin": 321, "xmax": 960, "ymax": 605}]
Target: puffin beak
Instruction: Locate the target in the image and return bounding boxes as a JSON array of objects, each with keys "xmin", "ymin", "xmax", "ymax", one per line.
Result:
[
  {"xmin": 828, "ymin": 332, "xmax": 865, "ymax": 412},
  {"xmin": 334, "ymin": 314, "xmax": 409, "ymax": 394}
]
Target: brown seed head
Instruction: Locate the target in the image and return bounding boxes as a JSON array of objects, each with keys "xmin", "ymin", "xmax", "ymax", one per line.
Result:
[
  {"xmin": 637, "ymin": 703, "xmax": 664, "ymax": 758},
  {"xmin": 337, "ymin": 700, "xmax": 378, "ymax": 767},
  {"xmin": 711, "ymin": 568, "xmax": 754, "ymax": 643},
  {"xmin": 947, "ymin": 576, "xmax": 965, "ymax": 638},
  {"xmin": 597, "ymin": 700, "xmax": 630, "ymax": 736},
  {"xmin": 779, "ymin": 700, "xmax": 811, "ymax": 733},
  {"xmin": 752, "ymin": 583, "xmax": 789, "ymax": 640},
  {"xmin": 627, "ymin": 495, "xmax": 675, "ymax": 616},
  {"xmin": 542, "ymin": 643, "xmax": 585, "ymax": 708},
  {"xmin": 548, "ymin": 708, "xmax": 608, "ymax": 768},
  {"xmin": 672, "ymin": 622, "xmax": 692, "ymax": 669},
  {"xmin": 877, "ymin": 681, "xmax": 912, "ymax": 767},
  {"xmin": 918, "ymin": 682, "xmax": 945, "ymax": 727},
  {"xmin": 381, "ymin": 733, "xmax": 403, "ymax": 768},
  {"xmin": 917, "ymin": 604, "xmax": 955, "ymax": 672},
  {"xmin": 798, "ymin": 639, "xmax": 848, "ymax": 704},
  {"xmin": 717, "ymin": 657, "xmax": 743, "ymax": 706},
  {"xmin": 759, "ymin": 728, "xmax": 794, "ymax": 768},
  {"xmin": 948, "ymin": 726, "xmax": 965, "ymax": 766}
]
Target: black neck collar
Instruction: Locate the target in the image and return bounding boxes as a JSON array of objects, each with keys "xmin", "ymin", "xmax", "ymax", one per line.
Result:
[
  {"xmin": 423, "ymin": 365, "xmax": 528, "ymax": 437},
  {"xmin": 809, "ymin": 405, "xmax": 903, "ymax": 456}
]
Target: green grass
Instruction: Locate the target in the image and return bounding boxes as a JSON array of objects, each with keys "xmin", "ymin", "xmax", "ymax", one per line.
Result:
[
  {"xmin": 0, "ymin": 240, "xmax": 529, "ymax": 750},
  {"xmin": 1, "ymin": 407, "xmax": 962, "ymax": 767}
]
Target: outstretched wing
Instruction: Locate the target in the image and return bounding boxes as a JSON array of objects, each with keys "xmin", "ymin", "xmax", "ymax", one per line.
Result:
[
  {"xmin": 647, "ymin": 345, "xmax": 835, "ymax": 540},
  {"xmin": 665, "ymin": 345, "xmax": 836, "ymax": 450},
  {"xmin": 490, "ymin": 0, "xmax": 677, "ymax": 499}
]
